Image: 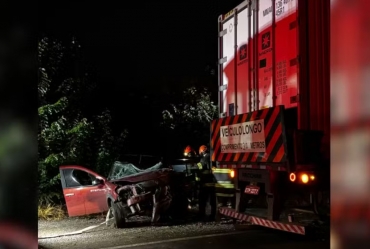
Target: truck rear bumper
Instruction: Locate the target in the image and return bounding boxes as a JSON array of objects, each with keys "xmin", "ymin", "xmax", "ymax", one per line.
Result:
[{"xmin": 219, "ymin": 207, "xmax": 306, "ymax": 235}]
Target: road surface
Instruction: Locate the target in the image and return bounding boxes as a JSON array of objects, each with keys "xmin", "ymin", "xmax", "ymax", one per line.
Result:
[{"xmin": 38, "ymin": 217, "xmax": 329, "ymax": 249}]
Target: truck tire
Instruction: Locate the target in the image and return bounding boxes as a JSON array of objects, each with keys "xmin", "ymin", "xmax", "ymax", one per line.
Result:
[
  {"xmin": 111, "ymin": 201, "xmax": 127, "ymax": 228},
  {"xmin": 312, "ymin": 190, "xmax": 330, "ymax": 219}
]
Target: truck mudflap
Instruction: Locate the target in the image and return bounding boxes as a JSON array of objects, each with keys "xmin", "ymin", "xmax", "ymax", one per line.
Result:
[{"xmin": 219, "ymin": 207, "xmax": 305, "ymax": 235}]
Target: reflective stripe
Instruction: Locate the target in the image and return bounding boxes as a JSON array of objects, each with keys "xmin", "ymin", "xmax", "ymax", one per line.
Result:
[
  {"xmin": 216, "ymin": 180, "xmax": 232, "ymax": 184},
  {"xmin": 197, "ymin": 163, "xmax": 203, "ymax": 170},
  {"xmin": 215, "ymin": 183, "xmax": 235, "ymax": 189},
  {"xmin": 195, "ymin": 177, "xmax": 200, "ymax": 181},
  {"xmin": 204, "ymin": 183, "xmax": 215, "ymax": 187},
  {"xmin": 216, "ymin": 193, "xmax": 235, "ymax": 197},
  {"xmin": 212, "ymin": 168, "xmax": 231, "ymax": 174}
]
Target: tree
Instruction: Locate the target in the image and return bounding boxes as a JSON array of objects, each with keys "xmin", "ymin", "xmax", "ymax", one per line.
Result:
[
  {"xmin": 93, "ymin": 110, "xmax": 127, "ymax": 176},
  {"xmin": 161, "ymin": 86, "xmax": 217, "ymax": 156},
  {"xmin": 38, "ymin": 36, "xmax": 127, "ymax": 205}
]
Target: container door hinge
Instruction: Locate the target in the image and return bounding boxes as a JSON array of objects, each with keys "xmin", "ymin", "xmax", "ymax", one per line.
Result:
[
  {"xmin": 290, "ymin": 95, "xmax": 299, "ymax": 104},
  {"xmin": 219, "ymin": 29, "xmax": 227, "ymax": 37},
  {"xmin": 219, "ymin": 112, "xmax": 227, "ymax": 118},
  {"xmin": 219, "ymin": 84, "xmax": 228, "ymax": 91},
  {"xmin": 219, "ymin": 57, "xmax": 227, "ymax": 64},
  {"xmin": 290, "ymin": 56, "xmax": 300, "ymax": 67}
]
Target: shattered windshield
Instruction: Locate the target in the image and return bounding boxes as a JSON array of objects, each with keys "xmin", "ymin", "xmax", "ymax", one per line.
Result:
[{"xmin": 107, "ymin": 161, "xmax": 164, "ymax": 181}]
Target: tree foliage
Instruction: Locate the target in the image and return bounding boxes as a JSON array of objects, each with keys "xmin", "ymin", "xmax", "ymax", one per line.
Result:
[
  {"xmin": 38, "ymin": 36, "xmax": 127, "ymax": 205},
  {"xmin": 161, "ymin": 86, "xmax": 217, "ymax": 152}
]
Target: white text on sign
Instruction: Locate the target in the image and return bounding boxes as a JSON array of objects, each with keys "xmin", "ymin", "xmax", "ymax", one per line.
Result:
[
  {"xmin": 244, "ymin": 185, "xmax": 260, "ymax": 195},
  {"xmin": 220, "ymin": 119, "xmax": 266, "ymax": 153}
]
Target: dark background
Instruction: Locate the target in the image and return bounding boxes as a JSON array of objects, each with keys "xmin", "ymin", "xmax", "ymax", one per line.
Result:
[{"xmin": 39, "ymin": 0, "xmax": 244, "ymax": 156}]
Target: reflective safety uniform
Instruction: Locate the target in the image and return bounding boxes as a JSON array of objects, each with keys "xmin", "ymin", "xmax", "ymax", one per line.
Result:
[{"xmin": 197, "ymin": 152, "xmax": 216, "ymax": 220}]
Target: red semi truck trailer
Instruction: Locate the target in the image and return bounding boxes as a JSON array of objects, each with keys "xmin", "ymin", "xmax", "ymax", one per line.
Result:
[{"xmin": 211, "ymin": 0, "xmax": 330, "ymax": 235}]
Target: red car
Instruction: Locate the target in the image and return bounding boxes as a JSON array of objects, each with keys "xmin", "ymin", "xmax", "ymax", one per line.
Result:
[{"xmin": 59, "ymin": 161, "xmax": 188, "ymax": 228}]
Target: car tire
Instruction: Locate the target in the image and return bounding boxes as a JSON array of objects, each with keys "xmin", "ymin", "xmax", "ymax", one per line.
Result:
[{"xmin": 111, "ymin": 201, "xmax": 127, "ymax": 228}]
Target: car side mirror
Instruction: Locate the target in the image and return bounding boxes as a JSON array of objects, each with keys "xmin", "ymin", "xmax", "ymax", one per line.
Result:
[{"xmin": 92, "ymin": 179, "xmax": 104, "ymax": 186}]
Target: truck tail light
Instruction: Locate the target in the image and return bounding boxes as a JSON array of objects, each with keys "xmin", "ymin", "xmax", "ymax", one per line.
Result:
[
  {"xmin": 230, "ymin": 170, "xmax": 235, "ymax": 178},
  {"xmin": 289, "ymin": 173, "xmax": 296, "ymax": 182},
  {"xmin": 301, "ymin": 174, "xmax": 309, "ymax": 183},
  {"xmin": 290, "ymin": 172, "xmax": 315, "ymax": 184}
]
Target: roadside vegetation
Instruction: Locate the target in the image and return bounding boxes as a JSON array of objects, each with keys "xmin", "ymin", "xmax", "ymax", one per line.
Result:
[
  {"xmin": 38, "ymin": 204, "xmax": 66, "ymax": 221},
  {"xmin": 38, "ymin": 36, "xmax": 217, "ymax": 220}
]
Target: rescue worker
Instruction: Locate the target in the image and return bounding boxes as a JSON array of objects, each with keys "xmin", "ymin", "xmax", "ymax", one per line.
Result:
[
  {"xmin": 183, "ymin": 145, "xmax": 199, "ymax": 204},
  {"xmin": 197, "ymin": 145, "xmax": 216, "ymax": 221},
  {"xmin": 184, "ymin": 145, "xmax": 196, "ymax": 158}
]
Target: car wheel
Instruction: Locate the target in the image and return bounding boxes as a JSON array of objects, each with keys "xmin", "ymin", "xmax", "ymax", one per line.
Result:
[{"xmin": 111, "ymin": 201, "xmax": 127, "ymax": 228}]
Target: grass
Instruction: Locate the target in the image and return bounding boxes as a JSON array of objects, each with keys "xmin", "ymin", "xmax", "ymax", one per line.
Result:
[
  {"xmin": 38, "ymin": 204, "xmax": 107, "ymax": 221},
  {"xmin": 38, "ymin": 204, "xmax": 66, "ymax": 221}
]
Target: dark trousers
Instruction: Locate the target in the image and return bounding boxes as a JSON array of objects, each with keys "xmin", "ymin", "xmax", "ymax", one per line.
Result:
[{"xmin": 198, "ymin": 186, "xmax": 216, "ymax": 219}]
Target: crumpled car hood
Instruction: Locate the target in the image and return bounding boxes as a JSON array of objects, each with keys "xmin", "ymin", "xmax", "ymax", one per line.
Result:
[{"xmin": 109, "ymin": 162, "xmax": 173, "ymax": 184}]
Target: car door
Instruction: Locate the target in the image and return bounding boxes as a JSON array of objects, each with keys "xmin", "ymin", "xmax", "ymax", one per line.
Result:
[{"xmin": 59, "ymin": 165, "xmax": 109, "ymax": 217}]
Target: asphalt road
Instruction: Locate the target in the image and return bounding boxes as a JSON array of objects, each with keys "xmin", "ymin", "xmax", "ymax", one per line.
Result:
[
  {"xmin": 121, "ymin": 230, "xmax": 330, "ymax": 249},
  {"xmin": 38, "ymin": 217, "xmax": 329, "ymax": 249}
]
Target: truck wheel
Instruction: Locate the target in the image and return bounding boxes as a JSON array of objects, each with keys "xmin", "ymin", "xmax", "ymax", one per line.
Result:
[
  {"xmin": 312, "ymin": 190, "xmax": 330, "ymax": 219},
  {"xmin": 111, "ymin": 201, "xmax": 127, "ymax": 228}
]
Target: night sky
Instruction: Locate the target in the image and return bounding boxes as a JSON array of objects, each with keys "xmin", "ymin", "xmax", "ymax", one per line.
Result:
[{"xmin": 39, "ymin": 0, "xmax": 244, "ymax": 154}]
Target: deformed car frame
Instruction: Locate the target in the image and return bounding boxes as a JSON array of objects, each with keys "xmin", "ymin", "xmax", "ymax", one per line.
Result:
[{"xmin": 59, "ymin": 161, "xmax": 189, "ymax": 228}]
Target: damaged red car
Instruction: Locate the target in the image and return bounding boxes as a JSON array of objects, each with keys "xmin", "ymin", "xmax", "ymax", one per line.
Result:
[{"xmin": 59, "ymin": 161, "xmax": 189, "ymax": 228}]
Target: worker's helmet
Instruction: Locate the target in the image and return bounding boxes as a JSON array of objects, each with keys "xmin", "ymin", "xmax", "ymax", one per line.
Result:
[
  {"xmin": 184, "ymin": 146, "xmax": 196, "ymax": 157},
  {"xmin": 199, "ymin": 145, "xmax": 208, "ymax": 155}
]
